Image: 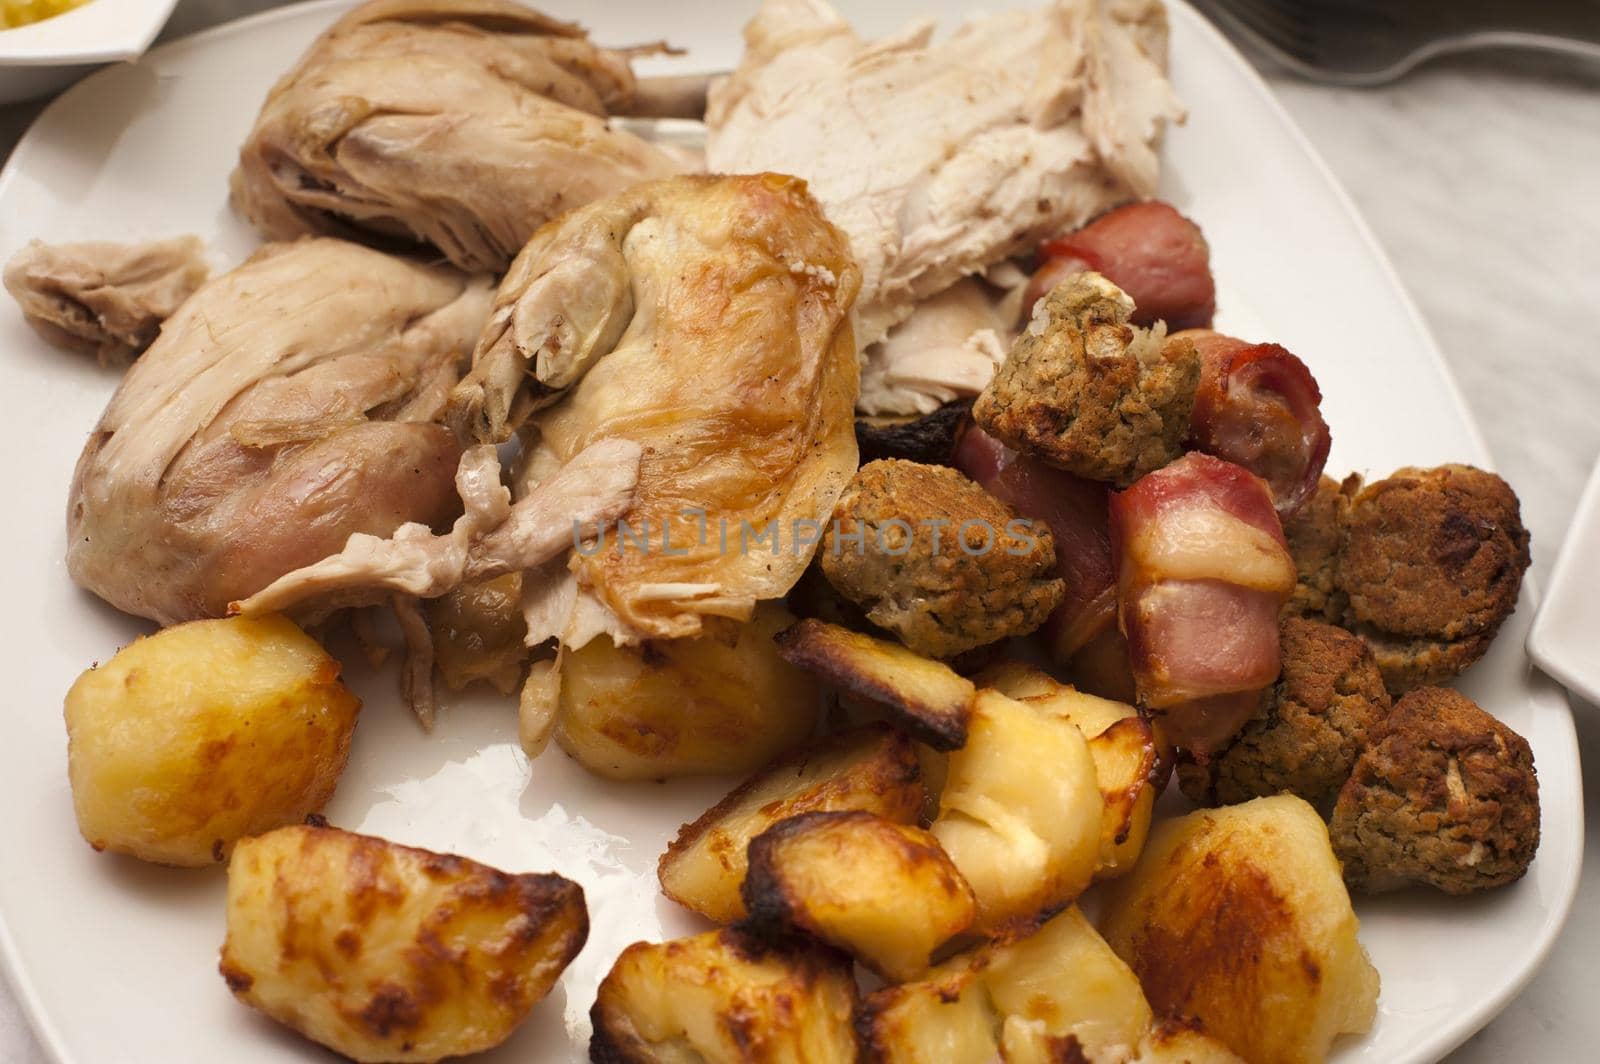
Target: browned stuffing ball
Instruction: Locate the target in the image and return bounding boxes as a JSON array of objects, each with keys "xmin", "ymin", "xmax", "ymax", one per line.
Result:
[
  {"xmin": 972, "ymin": 271, "xmax": 1200, "ymax": 488},
  {"xmin": 1337, "ymin": 465, "xmax": 1530, "ymax": 696},
  {"xmin": 1179, "ymin": 617, "xmax": 1391, "ymax": 815},
  {"xmin": 1329, "ymin": 686, "xmax": 1539, "ymax": 894},
  {"xmin": 1281, "ymin": 474, "xmax": 1358, "ymax": 624},
  {"xmin": 820, "ymin": 459, "xmax": 1063, "ymax": 658}
]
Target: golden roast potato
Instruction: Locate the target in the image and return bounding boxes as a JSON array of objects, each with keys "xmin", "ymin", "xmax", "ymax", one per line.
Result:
[
  {"xmin": 591, "ymin": 928, "xmax": 857, "ymax": 1062},
  {"xmin": 64, "ymin": 614, "xmax": 359, "ymax": 866},
  {"xmin": 973, "ymin": 661, "xmax": 1062, "ymax": 701},
  {"xmin": 774, "ymin": 618, "xmax": 976, "ymax": 749},
  {"xmin": 1099, "ymin": 795, "xmax": 1380, "ymax": 1064},
  {"xmin": 742, "ymin": 810, "xmax": 976, "ymax": 980},
  {"xmin": 930, "ymin": 690, "xmax": 1101, "ymax": 929},
  {"xmin": 659, "ymin": 724, "xmax": 924, "ymax": 924},
  {"xmin": 983, "ymin": 906, "xmax": 1154, "ymax": 1058},
  {"xmin": 856, "ymin": 960, "xmax": 994, "ymax": 1064},
  {"xmin": 859, "ymin": 905, "xmax": 1151, "ymax": 1062},
  {"xmin": 220, "ymin": 825, "xmax": 586, "ymax": 1063},
  {"xmin": 555, "ymin": 603, "xmax": 820, "ymax": 780},
  {"xmin": 1133, "ymin": 1020, "xmax": 1247, "ymax": 1063},
  {"xmin": 984, "ymin": 666, "xmax": 1162, "ymax": 881}
]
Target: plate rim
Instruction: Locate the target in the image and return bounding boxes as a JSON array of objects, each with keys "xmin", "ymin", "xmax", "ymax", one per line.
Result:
[{"xmin": 0, "ymin": 2, "xmax": 1582, "ymax": 1062}]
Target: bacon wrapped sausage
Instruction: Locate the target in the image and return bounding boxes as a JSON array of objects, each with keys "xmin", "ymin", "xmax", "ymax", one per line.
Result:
[
  {"xmin": 1024, "ymin": 201, "xmax": 1216, "ymax": 331},
  {"xmin": 955, "ymin": 425, "xmax": 1116, "ymax": 661},
  {"xmin": 1182, "ymin": 329, "xmax": 1331, "ymax": 517},
  {"xmin": 1109, "ymin": 453, "xmax": 1296, "ymax": 754}
]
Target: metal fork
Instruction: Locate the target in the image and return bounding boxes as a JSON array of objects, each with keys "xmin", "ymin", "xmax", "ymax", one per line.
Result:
[{"xmin": 1197, "ymin": 0, "xmax": 1600, "ymax": 85}]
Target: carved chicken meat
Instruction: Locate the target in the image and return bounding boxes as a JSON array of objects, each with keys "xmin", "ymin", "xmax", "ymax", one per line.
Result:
[
  {"xmin": 448, "ymin": 172, "xmax": 861, "ymax": 646},
  {"xmin": 706, "ymin": 0, "xmax": 1183, "ymax": 414},
  {"xmin": 232, "ymin": 0, "xmax": 684, "ymax": 273},
  {"xmin": 4, "ymin": 236, "xmax": 209, "ymax": 365},
  {"xmin": 66, "ymin": 238, "xmax": 494, "ymax": 625}
]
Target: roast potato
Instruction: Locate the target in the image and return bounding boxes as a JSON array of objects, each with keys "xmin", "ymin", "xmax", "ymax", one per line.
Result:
[
  {"xmin": 659, "ymin": 724, "xmax": 924, "ymax": 924},
  {"xmin": 992, "ymin": 668, "xmax": 1158, "ymax": 876},
  {"xmin": 855, "ymin": 961, "xmax": 995, "ymax": 1064},
  {"xmin": 1083, "ymin": 716, "xmax": 1162, "ymax": 879},
  {"xmin": 554, "ymin": 603, "xmax": 819, "ymax": 780},
  {"xmin": 983, "ymin": 905, "xmax": 1154, "ymax": 1058},
  {"xmin": 859, "ymin": 905, "xmax": 1151, "ymax": 1063},
  {"xmin": 219, "ymin": 825, "xmax": 586, "ymax": 1063},
  {"xmin": 998, "ymin": 1016, "xmax": 1246, "ymax": 1064},
  {"xmin": 983, "ymin": 664, "xmax": 1163, "ymax": 879},
  {"xmin": 975, "ymin": 660, "xmax": 1063, "ymax": 702},
  {"xmin": 65, "ymin": 614, "xmax": 359, "ymax": 866},
  {"xmin": 774, "ymin": 619, "xmax": 976, "ymax": 749},
  {"xmin": 428, "ymin": 572, "xmax": 529, "ymax": 694},
  {"xmin": 591, "ymin": 928, "xmax": 857, "ymax": 1063},
  {"xmin": 930, "ymin": 690, "xmax": 1101, "ymax": 929},
  {"xmin": 742, "ymin": 810, "xmax": 976, "ymax": 980},
  {"xmin": 1133, "ymin": 1021, "xmax": 1247, "ymax": 1063},
  {"xmin": 1099, "ymin": 795, "xmax": 1380, "ymax": 1064}
]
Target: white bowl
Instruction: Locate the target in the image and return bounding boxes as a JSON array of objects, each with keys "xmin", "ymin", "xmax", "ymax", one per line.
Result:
[{"xmin": 0, "ymin": 0, "xmax": 178, "ymax": 104}]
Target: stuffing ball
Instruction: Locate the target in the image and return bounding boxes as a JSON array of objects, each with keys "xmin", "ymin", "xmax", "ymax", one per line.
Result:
[
  {"xmin": 1337, "ymin": 465, "xmax": 1530, "ymax": 696},
  {"xmin": 1329, "ymin": 686, "xmax": 1539, "ymax": 894},
  {"xmin": 972, "ymin": 271, "xmax": 1200, "ymax": 488},
  {"xmin": 1179, "ymin": 618, "xmax": 1391, "ymax": 815},
  {"xmin": 1281, "ymin": 474, "xmax": 1356, "ymax": 624},
  {"xmin": 820, "ymin": 459, "xmax": 1063, "ymax": 658}
]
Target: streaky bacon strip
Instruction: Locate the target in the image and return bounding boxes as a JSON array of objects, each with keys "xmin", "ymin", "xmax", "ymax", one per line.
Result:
[
  {"xmin": 1182, "ymin": 329, "xmax": 1331, "ymax": 517},
  {"xmin": 955, "ymin": 424, "xmax": 1117, "ymax": 660},
  {"xmin": 1023, "ymin": 201, "xmax": 1216, "ymax": 331},
  {"xmin": 1109, "ymin": 452, "xmax": 1295, "ymax": 753}
]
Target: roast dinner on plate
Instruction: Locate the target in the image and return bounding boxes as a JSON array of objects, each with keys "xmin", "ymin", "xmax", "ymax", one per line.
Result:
[{"xmin": 2, "ymin": 0, "xmax": 1540, "ymax": 1060}]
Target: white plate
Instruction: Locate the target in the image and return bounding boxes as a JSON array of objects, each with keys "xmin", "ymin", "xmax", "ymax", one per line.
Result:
[
  {"xmin": 1529, "ymin": 459, "xmax": 1600, "ymax": 705},
  {"xmin": 0, "ymin": 2, "xmax": 1582, "ymax": 1062}
]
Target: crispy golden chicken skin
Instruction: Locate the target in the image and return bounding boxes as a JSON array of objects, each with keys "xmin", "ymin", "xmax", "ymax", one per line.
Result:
[
  {"xmin": 973, "ymin": 272, "xmax": 1199, "ymax": 488},
  {"xmin": 1179, "ymin": 617, "xmax": 1391, "ymax": 815},
  {"xmin": 1337, "ymin": 465, "xmax": 1530, "ymax": 695},
  {"xmin": 458, "ymin": 172, "xmax": 862, "ymax": 647},
  {"xmin": 1329, "ymin": 686, "xmax": 1539, "ymax": 894},
  {"xmin": 820, "ymin": 459, "xmax": 1063, "ymax": 658}
]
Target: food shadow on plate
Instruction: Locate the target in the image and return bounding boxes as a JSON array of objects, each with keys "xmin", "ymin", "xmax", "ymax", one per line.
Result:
[{"xmin": 83, "ymin": 844, "xmax": 224, "ymax": 903}]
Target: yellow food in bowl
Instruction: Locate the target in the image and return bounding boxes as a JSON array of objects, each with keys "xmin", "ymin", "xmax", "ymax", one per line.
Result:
[{"xmin": 1, "ymin": 0, "xmax": 86, "ymax": 30}]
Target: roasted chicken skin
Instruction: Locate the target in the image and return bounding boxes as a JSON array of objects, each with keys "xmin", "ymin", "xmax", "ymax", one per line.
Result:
[
  {"xmin": 452, "ymin": 172, "xmax": 862, "ymax": 646},
  {"xmin": 66, "ymin": 238, "xmax": 492, "ymax": 625},
  {"xmin": 232, "ymin": 0, "xmax": 683, "ymax": 272}
]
